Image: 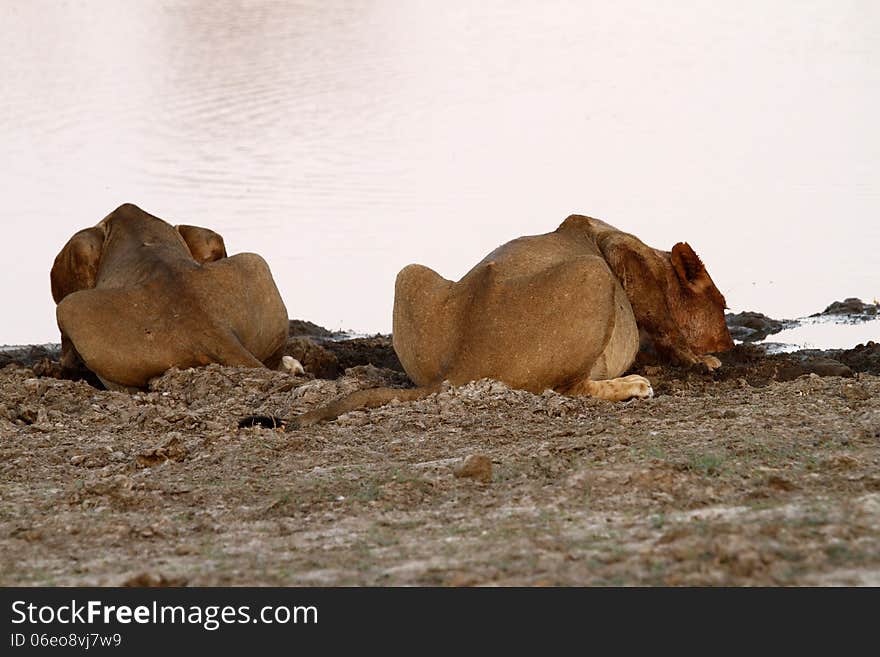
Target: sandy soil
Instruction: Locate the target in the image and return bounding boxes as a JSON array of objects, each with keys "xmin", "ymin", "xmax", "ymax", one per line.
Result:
[{"xmin": 1, "ymin": 337, "xmax": 878, "ymax": 586}]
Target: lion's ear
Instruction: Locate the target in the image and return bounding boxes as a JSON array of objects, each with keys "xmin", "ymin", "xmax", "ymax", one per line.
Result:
[
  {"xmin": 50, "ymin": 226, "xmax": 106, "ymax": 303},
  {"xmin": 176, "ymin": 225, "xmax": 227, "ymax": 264},
  {"xmin": 671, "ymin": 242, "xmax": 709, "ymax": 288}
]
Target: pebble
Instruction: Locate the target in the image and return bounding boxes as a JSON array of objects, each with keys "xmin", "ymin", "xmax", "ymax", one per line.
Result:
[{"xmin": 453, "ymin": 454, "xmax": 493, "ymax": 483}]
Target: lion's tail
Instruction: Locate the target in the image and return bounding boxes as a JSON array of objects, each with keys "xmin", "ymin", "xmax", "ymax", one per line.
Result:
[{"xmin": 238, "ymin": 384, "xmax": 442, "ymax": 431}]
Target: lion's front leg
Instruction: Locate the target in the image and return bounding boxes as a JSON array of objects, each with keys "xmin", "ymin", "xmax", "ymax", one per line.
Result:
[
  {"xmin": 649, "ymin": 332, "xmax": 722, "ymax": 372},
  {"xmin": 697, "ymin": 354, "xmax": 722, "ymax": 371}
]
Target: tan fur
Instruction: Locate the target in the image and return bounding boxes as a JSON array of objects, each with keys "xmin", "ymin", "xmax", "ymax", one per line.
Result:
[
  {"xmin": 175, "ymin": 224, "xmax": 227, "ymax": 264},
  {"xmin": 283, "ymin": 214, "xmax": 732, "ymax": 427},
  {"xmin": 51, "ymin": 203, "xmax": 289, "ymax": 390},
  {"xmin": 560, "ymin": 375, "xmax": 654, "ymax": 401}
]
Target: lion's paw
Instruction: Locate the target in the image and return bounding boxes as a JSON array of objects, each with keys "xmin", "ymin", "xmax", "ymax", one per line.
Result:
[
  {"xmin": 619, "ymin": 374, "xmax": 654, "ymax": 399},
  {"xmin": 698, "ymin": 355, "xmax": 722, "ymax": 371},
  {"xmin": 281, "ymin": 356, "xmax": 305, "ymax": 375}
]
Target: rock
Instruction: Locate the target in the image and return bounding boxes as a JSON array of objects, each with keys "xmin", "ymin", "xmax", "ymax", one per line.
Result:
[
  {"xmin": 819, "ymin": 297, "xmax": 879, "ymax": 316},
  {"xmin": 121, "ymin": 572, "xmax": 188, "ymax": 587},
  {"xmin": 725, "ymin": 311, "xmax": 787, "ymax": 342},
  {"xmin": 454, "ymin": 454, "xmax": 493, "ymax": 483},
  {"xmin": 345, "ymin": 364, "xmax": 407, "ymax": 387},
  {"xmin": 715, "ymin": 536, "xmax": 763, "ymax": 577},
  {"xmin": 16, "ymin": 406, "xmax": 38, "ymax": 424},
  {"xmin": 447, "ymin": 573, "xmax": 481, "ymax": 587},
  {"xmin": 23, "ymin": 378, "xmax": 45, "ymax": 393},
  {"xmin": 136, "ymin": 434, "xmax": 188, "ymax": 468},
  {"xmin": 31, "ymin": 358, "xmax": 63, "ymax": 379},
  {"xmin": 775, "ymin": 357, "xmax": 853, "ymax": 381},
  {"xmin": 287, "ymin": 319, "xmax": 339, "ymax": 339},
  {"xmin": 806, "ymin": 359, "xmax": 853, "ymax": 378},
  {"xmin": 858, "ymin": 410, "xmax": 880, "ymax": 440},
  {"xmin": 766, "ymin": 474, "xmax": 796, "ymax": 491},
  {"xmin": 836, "ymin": 341, "xmax": 880, "ymax": 376}
]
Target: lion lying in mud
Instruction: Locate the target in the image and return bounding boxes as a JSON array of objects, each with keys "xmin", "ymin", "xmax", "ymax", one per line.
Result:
[
  {"xmin": 241, "ymin": 214, "xmax": 733, "ymax": 430},
  {"xmin": 51, "ymin": 203, "xmax": 289, "ymax": 390}
]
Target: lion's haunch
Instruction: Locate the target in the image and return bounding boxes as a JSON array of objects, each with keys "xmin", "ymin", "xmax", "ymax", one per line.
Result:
[{"xmin": 51, "ymin": 203, "xmax": 289, "ymax": 390}]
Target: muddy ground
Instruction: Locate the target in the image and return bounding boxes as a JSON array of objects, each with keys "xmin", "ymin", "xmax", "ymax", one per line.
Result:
[{"xmin": 1, "ymin": 335, "xmax": 879, "ymax": 586}]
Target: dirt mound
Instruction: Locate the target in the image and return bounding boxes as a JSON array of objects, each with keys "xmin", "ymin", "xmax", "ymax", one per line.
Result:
[
  {"xmin": 288, "ymin": 319, "xmax": 346, "ymax": 339},
  {"xmin": 284, "ymin": 338, "xmax": 340, "ymax": 379},
  {"xmin": 629, "ymin": 344, "xmax": 857, "ymax": 394},
  {"xmin": 322, "ymin": 336, "xmax": 404, "ymax": 373},
  {"xmin": 834, "ymin": 341, "xmax": 880, "ymax": 376},
  {"xmin": 717, "ymin": 345, "xmax": 853, "ymax": 383},
  {"xmin": 281, "ymin": 335, "xmax": 405, "ymax": 380},
  {"xmin": 285, "ymin": 319, "xmax": 405, "ymax": 379}
]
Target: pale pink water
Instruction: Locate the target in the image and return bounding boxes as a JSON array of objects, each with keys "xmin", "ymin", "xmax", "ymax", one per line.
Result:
[{"xmin": 2, "ymin": 1, "xmax": 878, "ymax": 346}]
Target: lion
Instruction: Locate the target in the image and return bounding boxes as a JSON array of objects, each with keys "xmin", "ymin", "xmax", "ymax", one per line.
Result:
[
  {"xmin": 51, "ymin": 203, "xmax": 289, "ymax": 390},
  {"xmin": 240, "ymin": 214, "xmax": 733, "ymax": 429}
]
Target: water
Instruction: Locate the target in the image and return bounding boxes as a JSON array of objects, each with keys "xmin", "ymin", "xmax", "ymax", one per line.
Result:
[
  {"xmin": 2, "ymin": 1, "xmax": 879, "ymax": 346},
  {"xmin": 759, "ymin": 316, "xmax": 880, "ymax": 353}
]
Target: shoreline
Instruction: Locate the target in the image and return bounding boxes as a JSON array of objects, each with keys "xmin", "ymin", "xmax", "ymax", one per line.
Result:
[
  {"xmin": 5, "ymin": 296, "xmax": 877, "ymax": 363},
  {"xmin": 4, "ymin": 305, "xmax": 879, "ymax": 384}
]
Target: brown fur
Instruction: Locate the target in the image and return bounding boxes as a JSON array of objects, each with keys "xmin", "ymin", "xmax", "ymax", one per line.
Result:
[
  {"xmin": 583, "ymin": 217, "xmax": 734, "ymax": 363},
  {"xmin": 51, "ymin": 203, "xmax": 289, "ymax": 390},
  {"xmin": 274, "ymin": 214, "xmax": 732, "ymax": 428}
]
